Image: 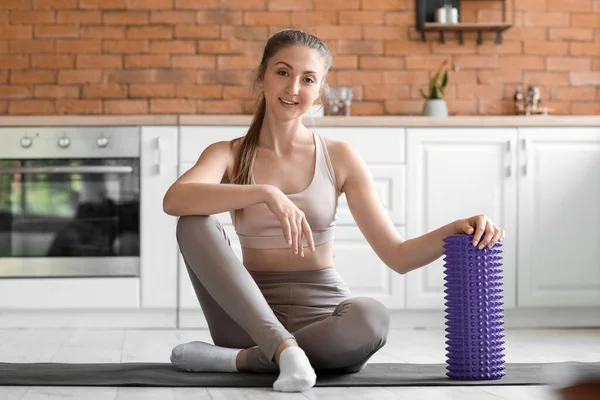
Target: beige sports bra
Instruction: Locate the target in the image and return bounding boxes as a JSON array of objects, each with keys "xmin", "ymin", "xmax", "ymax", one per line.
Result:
[{"xmin": 231, "ymin": 131, "xmax": 340, "ymax": 249}]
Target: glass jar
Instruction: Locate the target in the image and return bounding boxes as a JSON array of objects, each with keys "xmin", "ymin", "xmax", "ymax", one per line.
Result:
[{"xmin": 325, "ymin": 87, "xmax": 353, "ymax": 116}]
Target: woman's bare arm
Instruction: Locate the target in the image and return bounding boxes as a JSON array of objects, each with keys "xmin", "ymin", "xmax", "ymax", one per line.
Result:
[
  {"xmin": 332, "ymin": 140, "xmax": 458, "ymax": 274},
  {"xmin": 336, "ymin": 140, "xmax": 502, "ymax": 274},
  {"xmin": 163, "ymin": 140, "xmax": 271, "ymax": 216}
]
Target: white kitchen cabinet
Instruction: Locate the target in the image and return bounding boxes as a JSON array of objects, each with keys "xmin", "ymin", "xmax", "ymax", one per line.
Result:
[
  {"xmin": 140, "ymin": 126, "xmax": 179, "ymax": 310},
  {"xmin": 177, "ymin": 126, "xmax": 408, "ymax": 328},
  {"xmin": 405, "ymin": 128, "xmax": 518, "ymax": 310},
  {"xmin": 0, "ymin": 278, "xmax": 141, "ymax": 310},
  {"xmin": 517, "ymin": 127, "xmax": 600, "ymax": 307},
  {"xmin": 405, "ymin": 126, "xmax": 600, "ymax": 311}
]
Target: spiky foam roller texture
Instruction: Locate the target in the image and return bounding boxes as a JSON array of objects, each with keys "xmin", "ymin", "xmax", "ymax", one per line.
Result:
[{"xmin": 443, "ymin": 234, "xmax": 506, "ymax": 380}]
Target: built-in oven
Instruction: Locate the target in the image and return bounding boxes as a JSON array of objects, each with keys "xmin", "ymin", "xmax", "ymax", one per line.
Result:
[{"xmin": 0, "ymin": 127, "xmax": 141, "ymax": 278}]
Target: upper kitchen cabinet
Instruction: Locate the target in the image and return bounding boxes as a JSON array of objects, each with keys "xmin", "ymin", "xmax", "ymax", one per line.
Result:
[
  {"xmin": 140, "ymin": 126, "xmax": 179, "ymax": 310},
  {"xmin": 517, "ymin": 127, "xmax": 600, "ymax": 307},
  {"xmin": 405, "ymin": 128, "xmax": 518, "ymax": 310}
]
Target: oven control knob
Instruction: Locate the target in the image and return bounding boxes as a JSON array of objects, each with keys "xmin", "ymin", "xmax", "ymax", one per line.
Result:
[
  {"xmin": 57, "ymin": 136, "xmax": 71, "ymax": 149},
  {"xmin": 20, "ymin": 136, "xmax": 33, "ymax": 148},
  {"xmin": 96, "ymin": 136, "xmax": 109, "ymax": 148}
]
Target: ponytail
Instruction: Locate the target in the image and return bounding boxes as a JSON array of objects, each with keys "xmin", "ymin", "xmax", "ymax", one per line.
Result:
[{"xmin": 231, "ymin": 95, "xmax": 266, "ymax": 223}]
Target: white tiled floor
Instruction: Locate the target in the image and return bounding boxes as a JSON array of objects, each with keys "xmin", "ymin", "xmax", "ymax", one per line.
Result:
[{"xmin": 1, "ymin": 327, "xmax": 599, "ymax": 399}]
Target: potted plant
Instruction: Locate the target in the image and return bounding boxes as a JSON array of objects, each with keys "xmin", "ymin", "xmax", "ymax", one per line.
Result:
[{"xmin": 420, "ymin": 60, "xmax": 449, "ymax": 117}]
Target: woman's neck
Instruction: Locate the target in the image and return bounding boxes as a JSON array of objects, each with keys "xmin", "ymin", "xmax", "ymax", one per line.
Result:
[{"xmin": 258, "ymin": 113, "xmax": 309, "ymax": 155}]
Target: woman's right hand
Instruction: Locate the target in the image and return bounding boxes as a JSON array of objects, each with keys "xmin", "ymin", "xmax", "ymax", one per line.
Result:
[{"xmin": 264, "ymin": 185, "xmax": 315, "ymax": 257}]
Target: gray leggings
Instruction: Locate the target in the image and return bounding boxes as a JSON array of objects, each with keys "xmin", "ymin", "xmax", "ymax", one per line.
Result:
[{"xmin": 174, "ymin": 215, "xmax": 390, "ymax": 373}]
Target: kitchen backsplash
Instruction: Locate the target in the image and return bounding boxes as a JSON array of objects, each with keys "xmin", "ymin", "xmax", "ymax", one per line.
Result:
[{"xmin": 0, "ymin": 0, "xmax": 598, "ymax": 116}]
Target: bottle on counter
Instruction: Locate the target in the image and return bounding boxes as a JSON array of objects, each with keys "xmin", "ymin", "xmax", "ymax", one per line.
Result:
[{"xmin": 514, "ymin": 87, "xmax": 524, "ymax": 114}]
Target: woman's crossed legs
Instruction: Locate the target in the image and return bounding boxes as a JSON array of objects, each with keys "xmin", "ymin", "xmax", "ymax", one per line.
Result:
[{"xmin": 171, "ymin": 215, "xmax": 390, "ymax": 390}]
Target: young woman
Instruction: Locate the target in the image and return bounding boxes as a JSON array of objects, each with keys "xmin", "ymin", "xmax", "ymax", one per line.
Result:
[{"xmin": 163, "ymin": 29, "xmax": 504, "ymax": 393}]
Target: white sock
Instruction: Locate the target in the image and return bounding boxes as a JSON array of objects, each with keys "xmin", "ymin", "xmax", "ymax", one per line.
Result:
[
  {"xmin": 170, "ymin": 341, "xmax": 241, "ymax": 372},
  {"xmin": 273, "ymin": 346, "xmax": 316, "ymax": 392}
]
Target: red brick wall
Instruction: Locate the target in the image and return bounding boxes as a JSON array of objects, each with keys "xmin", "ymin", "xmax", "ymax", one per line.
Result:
[{"xmin": 0, "ymin": 0, "xmax": 598, "ymax": 116}]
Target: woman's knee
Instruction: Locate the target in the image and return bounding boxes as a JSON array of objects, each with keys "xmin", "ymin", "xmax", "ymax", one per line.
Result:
[
  {"xmin": 176, "ymin": 215, "xmax": 213, "ymax": 238},
  {"xmin": 176, "ymin": 215, "xmax": 225, "ymax": 248},
  {"xmin": 340, "ymin": 297, "xmax": 390, "ymax": 344}
]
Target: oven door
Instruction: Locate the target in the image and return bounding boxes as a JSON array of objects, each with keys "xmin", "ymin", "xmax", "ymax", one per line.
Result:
[{"xmin": 0, "ymin": 158, "xmax": 140, "ymax": 278}]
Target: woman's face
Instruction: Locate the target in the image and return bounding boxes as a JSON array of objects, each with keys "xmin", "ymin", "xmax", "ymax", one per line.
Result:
[{"xmin": 262, "ymin": 45, "xmax": 326, "ymax": 121}]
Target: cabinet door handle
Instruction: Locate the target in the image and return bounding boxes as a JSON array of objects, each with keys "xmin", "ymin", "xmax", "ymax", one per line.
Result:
[
  {"xmin": 156, "ymin": 136, "xmax": 163, "ymax": 175},
  {"xmin": 521, "ymin": 138, "xmax": 528, "ymax": 176},
  {"xmin": 504, "ymin": 140, "xmax": 513, "ymax": 178}
]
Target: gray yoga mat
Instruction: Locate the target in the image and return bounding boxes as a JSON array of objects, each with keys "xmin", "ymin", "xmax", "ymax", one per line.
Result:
[{"xmin": 2, "ymin": 362, "xmax": 597, "ymax": 387}]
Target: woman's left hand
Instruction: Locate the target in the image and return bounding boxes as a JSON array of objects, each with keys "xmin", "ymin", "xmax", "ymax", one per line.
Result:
[{"xmin": 454, "ymin": 214, "xmax": 504, "ymax": 249}]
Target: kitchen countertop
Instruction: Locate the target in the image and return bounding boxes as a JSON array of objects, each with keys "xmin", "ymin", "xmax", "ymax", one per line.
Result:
[
  {"xmin": 0, "ymin": 115, "xmax": 599, "ymax": 127},
  {"xmin": 180, "ymin": 115, "xmax": 600, "ymax": 127},
  {"xmin": 0, "ymin": 115, "xmax": 178, "ymax": 127}
]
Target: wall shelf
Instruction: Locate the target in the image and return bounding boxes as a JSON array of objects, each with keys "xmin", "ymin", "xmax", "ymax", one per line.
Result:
[
  {"xmin": 420, "ymin": 22, "xmax": 512, "ymax": 44},
  {"xmin": 416, "ymin": 0, "xmax": 514, "ymax": 45}
]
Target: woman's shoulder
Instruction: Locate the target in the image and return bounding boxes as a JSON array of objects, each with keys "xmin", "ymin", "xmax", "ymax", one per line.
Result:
[
  {"xmin": 321, "ymin": 136, "xmax": 358, "ymax": 165},
  {"xmin": 321, "ymin": 136, "xmax": 358, "ymax": 193},
  {"xmin": 321, "ymin": 136, "xmax": 351, "ymax": 154},
  {"xmin": 200, "ymin": 139, "xmax": 236, "ymax": 164},
  {"xmin": 193, "ymin": 139, "xmax": 238, "ymax": 184}
]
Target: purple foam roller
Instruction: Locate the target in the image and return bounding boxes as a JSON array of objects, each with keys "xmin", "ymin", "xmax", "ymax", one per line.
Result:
[{"xmin": 443, "ymin": 234, "xmax": 505, "ymax": 380}]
